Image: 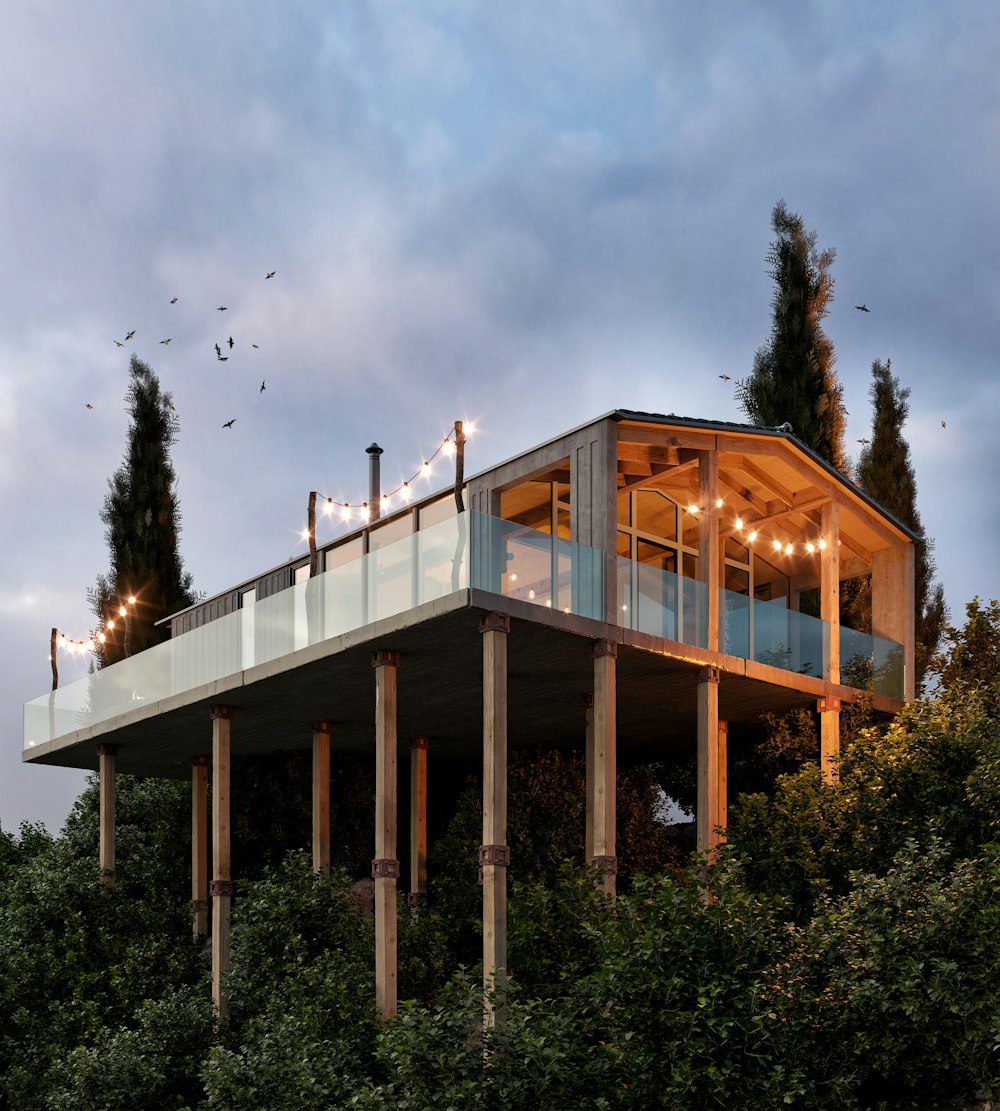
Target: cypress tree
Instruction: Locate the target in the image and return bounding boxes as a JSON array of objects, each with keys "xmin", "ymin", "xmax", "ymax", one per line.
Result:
[
  {"xmin": 856, "ymin": 358, "xmax": 947, "ymax": 691},
  {"xmin": 737, "ymin": 200, "xmax": 847, "ymax": 470},
  {"xmin": 89, "ymin": 355, "xmax": 196, "ymax": 667}
]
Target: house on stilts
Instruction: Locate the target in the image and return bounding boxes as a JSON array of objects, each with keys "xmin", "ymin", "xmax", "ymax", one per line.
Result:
[{"xmin": 24, "ymin": 409, "xmax": 916, "ymax": 1019}]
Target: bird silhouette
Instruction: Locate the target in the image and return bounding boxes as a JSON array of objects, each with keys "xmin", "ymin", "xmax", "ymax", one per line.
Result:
[
  {"xmin": 214, "ymin": 343, "xmax": 222, "ymax": 358},
  {"xmin": 114, "ymin": 340, "xmax": 124, "ymax": 347},
  {"xmin": 160, "ymin": 338, "xmax": 172, "ymax": 345},
  {"xmin": 265, "ymin": 271, "xmax": 275, "ymax": 279},
  {"xmin": 857, "ymin": 437, "xmax": 870, "ymax": 445},
  {"xmin": 718, "ymin": 373, "xmax": 731, "ymax": 381},
  {"xmin": 855, "ymin": 304, "xmax": 870, "ymax": 312},
  {"xmin": 252, "ymin": 343, "xmax": 259, "ymax": 349},
  {"xmin": 228, "ymin": 336, "xmax": 234, "ymax": 349},
  {"xmin": 170, "ymin": 297, "xmax": 178, "ymax": 304},
  {"xmin": 217, "ymin": 306, "xmax": 227, "ymax": 312},
  {"xmin": 217, "ymin": 355, "xmax": 229, "ymax": 362},
  {"xmin": 260, "ymin": 380, "xmax": 266, "ymax": 392},
  {"xmin": 85, "ymin": 403, "xmax": 93, "ymax": 409},
  {"xmin": 125, "ymin": 330, "xmax": 135, "ymax": 340},
  {"xmin": 223, "ymin": 419, "xmax": 236, "ymax": 429},
  {"xmin": 941, "ymin": 419, "xmax": 947, "ymax": 428}
]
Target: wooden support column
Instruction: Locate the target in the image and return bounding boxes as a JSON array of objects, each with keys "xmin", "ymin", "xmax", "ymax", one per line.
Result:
[
  {"xmin": 312, "ymin": 721, "xmax": 331, "ymax": 877},
  {"xmin": 872, "ymin": 543, "xmax": 916, "ymax": 702},
  {"xmin": 372, "ymin": 650, "xmax": 400, "ymax": 1020},
  {"xmin": 584, "ymin": 693, "xmax": 595, "ymax": 864},
  {"xmin": 210, "ymin": 706, "xmax": 233, "ymax": 1019},
  {"xmin": 818, "ymin": 697, "xmax": 842, "ymax": 784},
  {"xmin": 820, "ymin": 501, "xmax": 841, "ymax": 685},
  {"xmin": 409, "ymin": 736, "xmax": 429, "ymax": 906},
  {"xmin": 481, "ymin": 612, "xmax": 510, "ymax": 1021},
  {"xmin": 97, "ymin": 744, "xmax": 116, "ymax": 890},
  {"xmin": 717, "ymin": 720, "xmax": 728, "ymax": 837},
  {"xmin": 698, "ymin": 451, "xmax": 721, "ymax": 651},
  {"xmin": 696, "ymin": 667, "xmax": 722, "ymax": 853},
  {"xmin": 589, "ymin": 640, "xmax": 618, "ymax": 896},
  {"xmin": 191, "ymin": 755, "xmax": 209, "ymax": 936}
]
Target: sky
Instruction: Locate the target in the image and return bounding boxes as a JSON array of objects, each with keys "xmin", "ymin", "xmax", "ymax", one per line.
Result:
[{"xmin": 3, "ymin": 2, "xmax": 998, "ymax": 834}]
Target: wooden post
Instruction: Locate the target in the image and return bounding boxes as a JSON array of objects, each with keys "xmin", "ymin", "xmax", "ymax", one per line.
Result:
[
  {"xmin": 50, "ymin": 627, "xmax": 59, "ymax": 690},
  {"xmin": 698, "ymin": 451, "xmax": 720, "ymax": 652},
  {"xmin": 481, "ymin": 612, "xmax": 509, "ymax": 1022},
  {"xmin": 717, "ymin": 720, "xmax": 728, "ymax": 837},
  {"xmin": 583, "ymin": 693, "xmax": 595, "ymax": 864},
  {"xmin": 307, "ymin": 491, "xmax": 318, "ymax": 578},
  {"xmin": 372, "ymin": 650, "xmax": 400, "ymax": 1020},
  {"xmin": 97, "ymin": 744, "xmax": 116, "ymax": 890},
  {"xmin": 191, "ymin": 755, "xmax": 209, "ymax": 936},
  {"xmin": 454, "ymin": 421, "xmax": 466, "ymax": 512},
  {"xmin": 210, "ymin": 706, "xmax": 233, "ymax": 1018},
  {"xmin": 696, "ymin": 667, "xmax": 721, "ymax": 853},
  {"xmin": 872, "ymin": 543, "xmax": 916, "ymax": 702},
  {"xmin": 409, "ymin": 736, "xmax": 429, "ymax": 905},
  {"xmin": 312, "ymin": 721, "xmax": 331, "ymax": 877},
  {"xmin": 818, "ymin": 697, "xmax": 842, "ymax": 784},
  {"xmin": 590, "ymin": 641, "xmax": 617, "ymax": 896}
]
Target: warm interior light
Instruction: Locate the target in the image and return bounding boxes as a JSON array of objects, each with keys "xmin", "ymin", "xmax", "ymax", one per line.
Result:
[
  {"xmin": 510, "ymin": 573, "xmax": 518, "ymax": 583},
  {"xmin": 119, "ymin": 605, "xmax": 127, "ymax": 617},
  {"xmin": 806, "ymin": 542, "xmax": 815, "ymax": 554},
  {"xmin": 106, "ymin": 619, "xmax": 115, "ymax": 630},
  {"xmin": 785, "ymin": 543, "xmax": 793, "ymax": 555},
  {"xmin": 127, "ymin": 595, "xmax": 136, "ymax": 605},
  {"xmin": 688, "ymin": 504, "xmax": 700, "ymax": 514},
  {"xmin": 818, "ymin": 538, "xmax": 827, "ymax": 550},
  {"xmin": 735, "ymin": 517, "xmax": 744, "ymax": 530},
  {"xmin": 715, "ymin": 497, "xmax": 724, "ymax": 509},
  {"xmin": 528, "ymin": 589, "xmax": 536, "ymax": 600},
  {"xmin": 772, "ymin": 539, "xmax": 782, "ymax": 551},
  {"xmin": 98, "ymin": 633, "xmax": 106, "ymax": 643},
  {"xmin": 748, "ymin": 530, "xmax": 758, "ymax": 542}
]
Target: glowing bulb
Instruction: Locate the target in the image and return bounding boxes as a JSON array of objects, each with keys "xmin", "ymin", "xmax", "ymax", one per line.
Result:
[
  {"xmin": 127, "ymin": 596, "xmax": 136, "ymax": 605},
  {"xmin": 421, "ymin": 461, "xmax": 431, "ymax": 478},
  {"xmin": 382, "ymin": 491, "xmax": 392, "ymax": 509},
  {"xmin": 98, "ymin": 634, "xmax": 106, "ymax": 643},
  {"xmin": 119, "ymin": 605, "xmax": 127, "ymax": 617},
  {"xmin": 301, "ymin": 528, "xmax": 310, "ymax": 541},
  {"xmin": 362, "ymin": 503, "xmax": 371, "ymax": 521},
  {"xmin": 510, "ymin": 573, "xmax": 518, "ymax": 583},
  {"xmin": 323, "ymin": 500, "xmax": 333, "ymax": 515},
  {"xmin": 748, "ymin": 530, "xmax": 757, "ymax": 541},
  {"xmin": 442, "ymin": 439, "xmax": 455, "ymax": 457},
  {"xmin": 716, "ymin": 497, "xmax": 724, "ymax": 509},
  {"xmin": 806, "ymin": 542, "xmax": 815, "ymax": 554},
  {"xmin": 735, "ymin": 517, "xmax": 744, "ymax": 530},
  {"xmin": 818, "ymin": 538, "xmax": 827, "ymax": 550},
  {"xmin": 545, "ymin": 599, "xmax": 552, "ymax": 608},
  {"xmin": 528, "ymin": 588, "xmax": 536, "ymax": 600},
  {"xmin": 688, "ymin": 504, "xmax": 700, "ymax": 514},
  {"xmin": 106, "ymin": 619, "xmax": 115, "ymax": 630},
  {"xmin": 401, "ymin": 482, "xmax": 413, "ymax": 501},
  {"xmin": 785, "ymin": 543, "xmax": 793, "ymax": 555},
  {"xmin": 464, "ymin": 421, "xmax": 475, "ymax": 437},
  {"xmin": 772, "ymin": 539, "xmax": 782, "ymax": 552},
  {"xmin": 622, "ymin": 603, "xmax": 628, "ymax": 612},
  {"xmin": 341, "ymin": 504, "xmax": 351, "ymax": 521}
]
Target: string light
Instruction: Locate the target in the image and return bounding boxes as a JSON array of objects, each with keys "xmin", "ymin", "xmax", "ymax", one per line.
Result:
[{"xmin": 55, "ymin": 595, "xmax": 137, "ymax": 660}]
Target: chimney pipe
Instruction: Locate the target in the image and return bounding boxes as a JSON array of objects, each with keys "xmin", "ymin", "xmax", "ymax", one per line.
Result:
[{"xmin": 366, "ymin": 442, "xmax": 383, "ymax": 522}]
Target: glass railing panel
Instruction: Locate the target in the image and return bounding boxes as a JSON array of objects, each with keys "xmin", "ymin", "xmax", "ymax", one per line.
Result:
[
  {"xmin": 841, "ymin": 625, "xmax": 905, "ymax": 700},
  {"xmin": 616, "ymin": 557, "xmax": 707, "ymax": 648}
]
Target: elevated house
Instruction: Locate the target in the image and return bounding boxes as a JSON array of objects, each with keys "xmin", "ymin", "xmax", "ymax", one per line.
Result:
[{"xmin": 24, "ymin": 410, "xmax": 916, "ymax": 1018}]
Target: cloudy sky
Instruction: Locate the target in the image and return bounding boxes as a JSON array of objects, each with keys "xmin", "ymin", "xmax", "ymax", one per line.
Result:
[{"xmin": 3, "ymin": 2, "xmax": 998, "ymax": 833}]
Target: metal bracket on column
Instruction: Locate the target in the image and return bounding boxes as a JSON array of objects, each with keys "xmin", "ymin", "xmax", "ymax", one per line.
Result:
[
  {"xmin": 698, "ymin": 666, "xmax": 720, "ymax": 685},
  {"xmin": 210, "ymin": 705, "xmax": 234, "ymax": 720},
  {"xmin": 410, "ymin": 735, "xmax": 429, "ymax": 751},
  {"xmin": 816, "ymin": 696, "xmax": 842, "ymax": 713},
  {"xmin": 371, "ymin": 649, "xmax": 400, "ymax": 670},
  {"xmin": 592, "ymin": 639, "xmax": 618, "ymax": 659},
  {"xmin": 478, "ymin": 844, "xmax": 511, "ymax": 867},
  {"xmin": 371, "ymin": 857, "xmax": 400, "ymax": 879},
  {"xmin": 96, "ymin": 743, "xmax": 117, "ymax": 756},
  {"xmin": 311, "ymin": 720, "xmax": 332, "ymax": 734},
  {"xmin": 209, "ymin": 880, "xmax": 234, "ymax": 897},
  {"xmin": 480, "ymin": 612, "xmax": 510, "ymax": 635},
  {"xmin": 190, "ymin": 898, "xmax": 209, "ymax": 915},
  {"xmin": 190, "ymin": 754, "xmax": 209, "ymax": 768},
  {"xmin": 591, "ymin": 855, "xmax": 618, "ymax": 875}
]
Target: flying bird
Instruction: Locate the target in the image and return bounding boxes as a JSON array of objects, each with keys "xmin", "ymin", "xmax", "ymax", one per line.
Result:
[
  {"xmin": 260, "ymin": 380, "xmax": 266, "ymax": 392},
  {"xmin": 85, "ymin": 403, "xmax": 93, "ymax": 409},
  {"xmin": 857, "ymin": 437, "xmax": 870, "ymax": 445},
  {"xmin": 228, "ymin": 336, "xmax": 234, "ymax": 349},
  {"xmin": 718, "ymin": 373, "xmax": 731, "ymax": 381},
  {"xmin": 941, "ymin": 419, "xmax": 947, "ymax": 428},
  {"xmin": 125, "ymin": 330, "xmax": 135, "ymax": 340},
  {"xmin": 214, "ymin": 343, "xmax": 222, "ymax": 358},
  {"xmin": 265, "ymin": 271, "xmax": 275, "ymax": 279},
  {"xmin": 170, "ymin": 297, "xmax": 178, "ymax": 304},
  {"xmin": 217, "ymin": 355, "xmax": 229, "ymax": 362},
  {"xmin": 222, "ymin": 419, "xmax": 236, "ymax": 429},
  {"xmin": 113, "ymin": 340, "xmax": 124, "ymax": 348},
  {"xmin": 160, "ymin": 338, "xmax": 172, "ymax": 345},
  {"xmin": 252, "ymin": 343, "xmax": 259, "ymax": 349},
  {"xmin": 855, "ymin": 304, "xmax": 870, "ymax": 312},
  {"xmin": 217, "ymin": 306, "xmax": 227, "ymax": 312}
]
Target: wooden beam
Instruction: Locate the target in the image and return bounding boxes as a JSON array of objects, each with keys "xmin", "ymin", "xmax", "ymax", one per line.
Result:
[
  {"xmin": 821, "ymin": 501, "xmax": 841, "ymax": 684},
  {"xmin": 312, "ymin": 721, "xmax": 331, "ymax": 877},
  {"xmin": 481, "ymin": 612, "xmax": 509, "ymax": 1023},
  {"xmin": 717, "ymin": 720, "xmax": 728, "ymax": 837},
  {"xmin": 98, "ymin": 743, "xmax": 116, "ymax": 890},
  {"xmin": 739, "ymin": 455, "xmax": 796, "ymax": 507},
  {"xmin": 583, "ymin": 693, "xmax": 595, "ymax": 864},
  {"xmin": 616, "ymin": 424, "xmax": 718, "ymax": 452},
  {"xmin": 191, "ymin": 755, "xmax": 209, "ymax": 936},
  {"xmin": 696, "ymin": 668, "xmax": 721, "ymax": 853},
  {"xmin": 616, "ymin": 441, "xmax": 681, "ymax": 467},
  {"xmin": 818, "ymin": 697, "xmax": 841, "ymax": 784},
  {"xmin": 372, "ymin": 650, "xmax": 400, "ymax": 1020},
  {"xmin": 590, "ymin": 641, "xmax": 617, "ymax": 896},
  {"xmin": 211, "ymin": 706, "xmax": 233, "ymax": 1019},
  {"xmin": 410, "ymin": 736, "xmax": 429, "ymax": 902},
  {"xmin": 698, "ymin": 453, "xmax": 720, "ymax": 652}
]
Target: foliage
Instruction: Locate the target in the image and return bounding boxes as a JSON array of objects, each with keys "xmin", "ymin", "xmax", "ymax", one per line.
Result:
[
  {"xmin": 856, "ymin": 357, "xmax": 947, "ymax": 690},
  {"xmin": 931, "ymin": 595, "xmax": 1000, "ymax": 716},
  {"xmin": 737, "ymin": 199, "xmax": 846, "ymax": 469},
  {"xmin": 89, "ymin": 353, "xmax": 196, "ymax": 667}
]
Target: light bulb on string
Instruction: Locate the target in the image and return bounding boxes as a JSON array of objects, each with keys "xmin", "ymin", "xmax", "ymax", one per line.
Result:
[
  {"xmin": 806, "ymin": 542, "xmax": 815, "ymax": 554},
  {"xmin": 784, "ymin": 543, "xmax": 793, "ymax": 555},
  {"xmin": 715, "ymin": 497, "xmax": 724, "ymax": 509},
  {"xmin": 421, "ymin": 461, "xmax": 431, "ymax": 478},
  {"xmin": 401, "ymin": 483, "xmax": 412, "ymax": 502},
  {"xmin": 772, "ymin": 539, "xmax": 782, "ymax": 552},
  {"xmin": 818, "ymin": 538, "xmax": 827, "ymax": 550},
  {"xmin": 442, "ymin": 439, "xmax": 455, "ymax": 457},
  {"xmin": 106, "ymin": 619, "xmax": 115, "ymax": 630},
  {"xmin": 735, "ymin": 517, "xmax": 744, "ymax": 530},
  {"xmin": 119, "ymin": 606, "xmax": 127, "ymax": 617},
  {"xmin": 127, "ymin": 596, "xmax": 136, "ymax": 605}
]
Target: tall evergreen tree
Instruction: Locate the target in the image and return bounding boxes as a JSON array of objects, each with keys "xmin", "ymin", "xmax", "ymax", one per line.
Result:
[
  {"xmin": 737, "ymin": 200, "xmax": 847, "ymax": 470},
  {"xmin": 856, "ymin": 358, "xmax": 947, "ymax": 691},
  {"xmin": 89, "ymin": 355, "xmax": 196, "ymax": 667}
]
